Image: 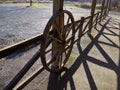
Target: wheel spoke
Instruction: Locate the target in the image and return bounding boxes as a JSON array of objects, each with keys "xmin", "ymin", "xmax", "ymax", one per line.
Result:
[
  {"xmin": 54, "ymin": 20, "xmax": 63, "ymax": 40},
  {"xmin": 65, "ymin": 28, "xmax": 71, "ymax": 39},
  {"xmin": 65, "ymin": 24, "xmax": 73, "ymax": 39},
  {"xmin": 67, "ymin": 17, "xmax": 70, "ymax": 25},
  {"xmin": 64, "ymin": 25, "xmax": 68, "ymax": 36},
  {"xmin": 64, "ymin": 50, "xmax": 67, "ymax": 57},
  {"xmin": 47, "ymin": 34, "xmax": 62, "ymax": 43},
  {"xmin": 45, "ymin": 38, "xmax": 52, "ymax": 48},
  {"xmin": 63, "ymin": 17, "xmax": 72, "ymax": 40}
]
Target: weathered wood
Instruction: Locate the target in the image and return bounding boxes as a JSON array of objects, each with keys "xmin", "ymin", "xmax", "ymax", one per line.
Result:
[
  {"xmin": 88, "ymin": 0, "xmax": 97, "ymax": 34},
  {"xmin": 106, "ymin": 0, "xmax": 111, "ymax": 16},
  {"xmin": 100, "ymin": 0, "xmax": 105, "ymax": 23},
  {"xmin": 103, "ymin": 0, "xmax": 110, "ymax": 18},
  {"xmin": 52, "ymin": 0, "xmax": 64, "ymax": 66},
  {"xmin": 75, "ymin": 12, "xmax": 98, "ymax": 24}
]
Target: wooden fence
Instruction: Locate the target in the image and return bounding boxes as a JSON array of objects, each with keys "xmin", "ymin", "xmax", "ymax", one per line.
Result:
[{"xmin": 0, "ymin": 0, "xmax": 111, "ymax": 89}]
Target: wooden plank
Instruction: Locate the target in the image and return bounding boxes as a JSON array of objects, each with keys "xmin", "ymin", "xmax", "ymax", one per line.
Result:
[
  {"xmin": 100, "ymin": 0, "xmax": 105, "ymax": 23},
  {"xmin": 88, "ymin": 0, "xmax": 97, "ymax": 34},
  {"xmin": 53, "ymin": 0, "xmax": 63, "ymax": 13},
  {"xmin": 52, "ymin": 0, "xmax": 64, "ymax": 66},
  {"xmin": 0, "ymin": 34, "xmax": 42, "ymax": 59},
  {"xmin": 103, "ymin": 0, "xmax": 109, "ymax": 18}
]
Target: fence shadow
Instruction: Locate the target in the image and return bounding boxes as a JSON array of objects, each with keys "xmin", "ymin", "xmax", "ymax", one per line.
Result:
[
  {"xmin": 47, "ymin": 17, "xmax": 120, "ymax": 90},
  {"xmin": 88, "ymin": 17, "xmax": 120, "ymax": 90}
]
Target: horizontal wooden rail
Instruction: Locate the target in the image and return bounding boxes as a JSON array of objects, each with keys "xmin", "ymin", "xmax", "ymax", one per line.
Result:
[
  {"xmin": 0, "ymin": 34, "xmax": 43, "ymax": 59},
  {"xmin": 75, "ymin": 12, "xmax": 99, "ymax": 24}
]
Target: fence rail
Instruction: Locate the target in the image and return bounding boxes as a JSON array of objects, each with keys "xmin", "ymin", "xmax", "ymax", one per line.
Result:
[{"xmin": 0, "ymin": 34, "xmax": 42, "ymax": 58}]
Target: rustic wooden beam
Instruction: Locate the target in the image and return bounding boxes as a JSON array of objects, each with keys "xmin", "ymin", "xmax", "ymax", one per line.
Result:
[
  {"xmin": 100, "ymin": 0, "xmax": 105, "ymax": 23},
  {"xmin": 103, "ymin": 0, "xmax": 109, "ymax": 18},
  {"xmin": 106, "ymin": 0, "xmax": 111, "ymax": 16},
  {"xmin": 52, "ymin": 0, "xmax": 64, "ymax": 66},
  {"xmin": 53, "ymin": 0, "xmax": 63, "ymax": 13},
  {"xmin": 88, "ymin": 0, "xmax": 97, "ymax": 34},
  {"xmin": 0, "ymin": 34, "xmax": 42, "ymax": 59}
]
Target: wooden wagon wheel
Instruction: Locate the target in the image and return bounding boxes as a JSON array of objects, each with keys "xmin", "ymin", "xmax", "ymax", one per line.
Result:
[{"xmin": 40, "ymin": 10, "xmax": 75, "ymax": 72}]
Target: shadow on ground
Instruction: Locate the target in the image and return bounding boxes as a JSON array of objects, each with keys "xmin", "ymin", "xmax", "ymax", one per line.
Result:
[{"xmin": 47, "ymin": 17, "xmax": 120, "ymax": 90}]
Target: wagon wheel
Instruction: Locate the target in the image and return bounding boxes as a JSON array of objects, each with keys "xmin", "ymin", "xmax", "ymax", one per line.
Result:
[{"xmin": 40, "ymin": 10, "xmax": 75, "ymax": 72}]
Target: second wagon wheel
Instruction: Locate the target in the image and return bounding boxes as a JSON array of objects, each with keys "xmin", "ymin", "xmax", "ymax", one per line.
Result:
[{"xmin": 40, "ymin": 10, "xmax": 75, "ymax": 72}]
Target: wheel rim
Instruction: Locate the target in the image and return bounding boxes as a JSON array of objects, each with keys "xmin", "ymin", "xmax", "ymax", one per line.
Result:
[{"xmin": 40, "ymin": 10, "xmax": 75, "ymax": 72}]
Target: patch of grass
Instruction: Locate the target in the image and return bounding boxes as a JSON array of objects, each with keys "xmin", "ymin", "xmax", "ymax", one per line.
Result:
[{"xmin": 68, "ymin": 55, "xmax": 75, "ymax": 62}]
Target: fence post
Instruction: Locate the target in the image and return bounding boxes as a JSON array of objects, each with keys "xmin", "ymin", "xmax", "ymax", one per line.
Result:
[
  {"xmin": 77, "ymin": 17, "xmax": 84, "ymax": 43},
  {"xmin": 106, "ymin": 0, "xmax": 111, "ymax": 16},
  {"xmin": 52, "ymin": 0, "xmax": 64, "ymax": 67},
  {"xmin": 88, "ymin": 0, "xmax": 97, "ymax": 34},
  {"xmin": 100, "ymin": 0, "xmax": 105, "ymax": 23},
  {"xmin": 103, "ymin": 0, "xmax": 109, "ymax": 18},
  {"xmin": 53, "ymin": 0, "xmax": 63, "ymax": 13},
  {"xmin": 95, "ymin": 12, "xmax": 100, "ymax": 27}
]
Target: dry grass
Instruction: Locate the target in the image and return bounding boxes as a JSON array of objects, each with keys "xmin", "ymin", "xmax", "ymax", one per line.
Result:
[{"xmin": 19, "ymin": 4, "xmax": 48, "ymax": 8}]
